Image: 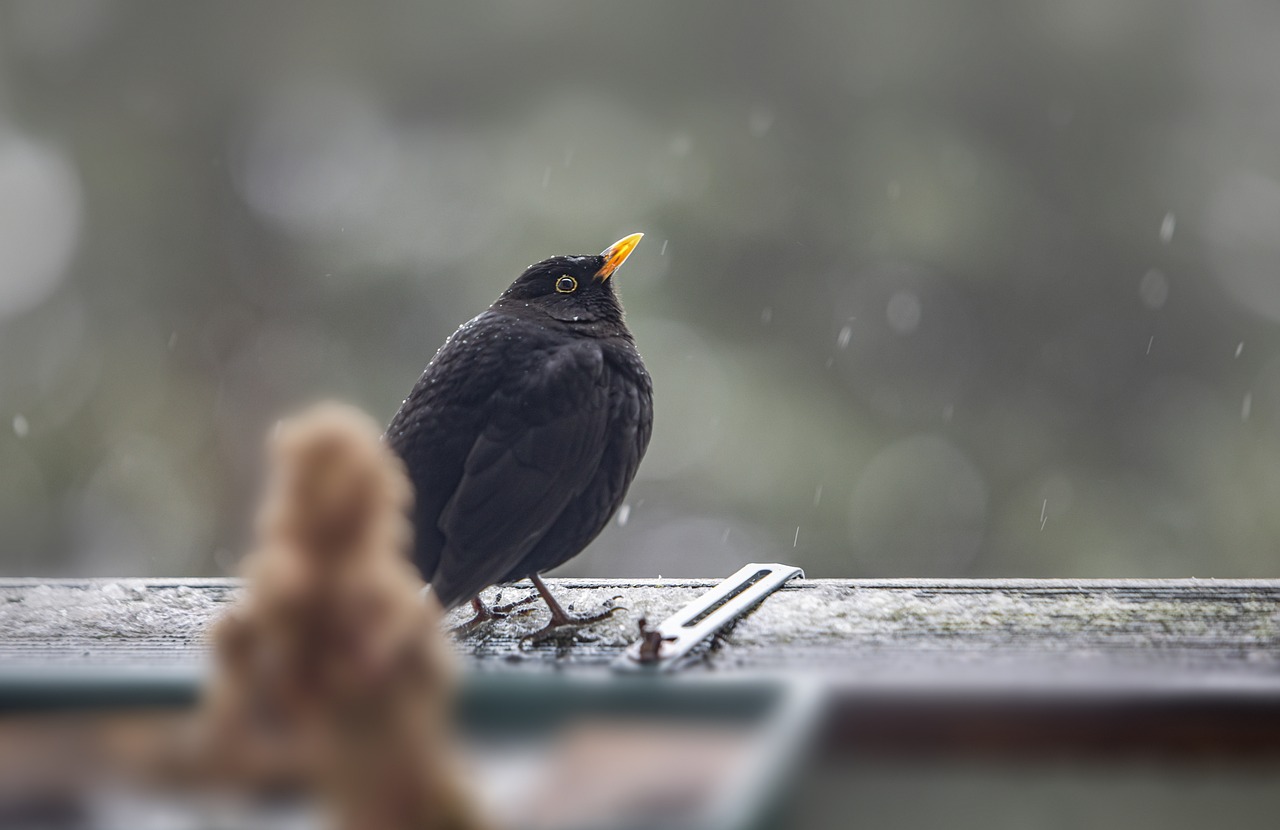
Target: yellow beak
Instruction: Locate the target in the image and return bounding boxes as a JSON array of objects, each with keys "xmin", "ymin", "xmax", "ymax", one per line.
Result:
[{"xmin": 595, "ymin": 233, "xmax": 644, "ymax": 280}]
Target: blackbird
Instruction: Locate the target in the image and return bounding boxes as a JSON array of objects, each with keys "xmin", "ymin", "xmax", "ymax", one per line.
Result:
[{"xmin": 386, "ymin": 234, "xmax": 653, "ymax": 638}]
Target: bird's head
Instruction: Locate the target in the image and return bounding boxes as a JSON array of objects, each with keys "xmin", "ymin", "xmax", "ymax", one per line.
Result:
[{"xmin": 495, "ymin": 233, "xmax": 643, "ymax": 325}]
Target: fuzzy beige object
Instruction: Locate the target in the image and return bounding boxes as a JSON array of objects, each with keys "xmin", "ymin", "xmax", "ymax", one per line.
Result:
[{"xmin": 202, "ymin": 402, "xmax": 487, "ymax": 830}]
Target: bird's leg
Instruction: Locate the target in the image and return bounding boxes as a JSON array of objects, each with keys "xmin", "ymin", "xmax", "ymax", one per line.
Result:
[
  {"xmin": 450, "ymin": 593, "xmax": 538, "ymax": 635},
  {"xmin": 521, "ymin": 573, "xmax": 624, "ymax": 643},
  {"xmin": 449, "ymin": 598, "xmax": 493, "ymax": 635}
]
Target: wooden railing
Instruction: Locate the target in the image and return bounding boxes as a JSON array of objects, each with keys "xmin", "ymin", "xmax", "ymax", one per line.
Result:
[{"xmin": 3, "ymin": 577, "xmax": 1278, "ymax": 755}]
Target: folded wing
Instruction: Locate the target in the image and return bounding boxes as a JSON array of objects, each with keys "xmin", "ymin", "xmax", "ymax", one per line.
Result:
[{"xmin": 430, "ymin": 342, "xmax": 609, "ymax": 608}]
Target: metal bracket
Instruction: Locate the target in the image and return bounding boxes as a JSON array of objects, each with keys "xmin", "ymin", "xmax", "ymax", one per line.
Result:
[{"xmin": 613, "ymin": 562, "xmax": 804, "ymax": 673}]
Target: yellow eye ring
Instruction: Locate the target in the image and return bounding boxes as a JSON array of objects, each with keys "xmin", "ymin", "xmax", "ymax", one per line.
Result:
[{"xmin": 555, "ymin": 275, "xmax": 578, "ymax": 293}]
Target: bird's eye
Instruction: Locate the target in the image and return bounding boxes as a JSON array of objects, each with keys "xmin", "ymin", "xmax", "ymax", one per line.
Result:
[{"xmin": 555, "ymin": 275, "xmax": 578, "ymax": 294}]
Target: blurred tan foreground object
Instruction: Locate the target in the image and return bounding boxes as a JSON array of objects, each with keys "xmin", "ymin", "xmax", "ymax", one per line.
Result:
[{"xmin": 202, "ymin": 401, "xmax": 488, "ymax": 830}]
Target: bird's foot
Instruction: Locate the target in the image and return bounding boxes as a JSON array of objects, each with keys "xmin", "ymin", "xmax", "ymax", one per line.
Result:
[
  {"xmin": 519, "ymin": 603, "xmax": 625, "ymax": 645},
  {"xmin": 491, "ymin": 593, "xmax": 541, "ymax": 616},
  {"xmin": 450, "ymin": 594, "xmax": 539, "ymax": 635}
]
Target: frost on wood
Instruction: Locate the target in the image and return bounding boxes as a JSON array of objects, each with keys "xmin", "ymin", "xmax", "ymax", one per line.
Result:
[
  {"xmin": 0, "ymin": 579, "xmax": 238, "ymax": 666},
  {"xmin": 1, "ymin": 579, "xmax": 1278, "ymax": 680}
]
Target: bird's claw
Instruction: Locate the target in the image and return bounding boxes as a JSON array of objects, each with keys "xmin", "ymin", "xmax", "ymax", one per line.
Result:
[
  {"xmin": 518, "ymin": 604, "xmax": 626, "ymax": 646},
  {"xmin": 450, "ymin": 594, "xmax": 540, "ymax": 635},
  {"xmin": 490, "ymin": 593, "xmax": 540, "ymax": 615}
]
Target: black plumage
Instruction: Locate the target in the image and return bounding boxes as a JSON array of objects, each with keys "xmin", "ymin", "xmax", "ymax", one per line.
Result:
[{"xmin": 386, "ymin": 235, "xmax": 652, "ymax": 631}]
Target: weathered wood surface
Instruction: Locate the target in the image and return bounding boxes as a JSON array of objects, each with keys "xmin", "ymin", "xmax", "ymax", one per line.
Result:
[
  {"xmin": 5, "ymin": 577, "xmax": 1280, "ymax": 754},
  {"xmin": 2, "ymin": 577, "xmax": 1278, "ymax": 686}
]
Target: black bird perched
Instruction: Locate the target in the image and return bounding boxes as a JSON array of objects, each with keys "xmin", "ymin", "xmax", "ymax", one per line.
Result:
[{"xmin": 387, "ymin": 234, "xmax": 653, "ymax": 638}]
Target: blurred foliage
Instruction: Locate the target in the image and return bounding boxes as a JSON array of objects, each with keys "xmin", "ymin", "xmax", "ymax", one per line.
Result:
[{"xmin": 1, "ymin": 0, "xmax": 1279, "ymax": 579}]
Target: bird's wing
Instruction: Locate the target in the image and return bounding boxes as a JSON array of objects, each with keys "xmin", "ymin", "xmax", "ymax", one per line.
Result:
[{"xmin": 430, "ymin": 341, "xmax": 610, "ymax": 607}]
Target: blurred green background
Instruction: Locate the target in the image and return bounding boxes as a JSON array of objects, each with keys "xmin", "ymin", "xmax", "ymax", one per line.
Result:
[{"xmin": 2, "ymin": 0, "xmax": 1279, "ymax": 580}]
